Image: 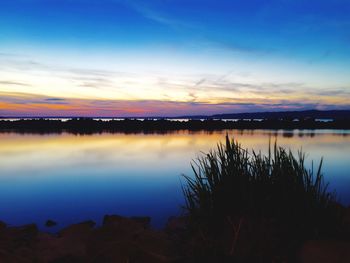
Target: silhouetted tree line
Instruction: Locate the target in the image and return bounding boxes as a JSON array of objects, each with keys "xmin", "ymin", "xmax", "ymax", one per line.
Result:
[{"xmin": 0, "ymin": 118, "xmax": 350, "ymax": 134}]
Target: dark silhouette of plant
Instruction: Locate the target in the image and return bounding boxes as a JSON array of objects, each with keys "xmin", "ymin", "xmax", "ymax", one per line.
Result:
[{"xmin": 182, "ymin": 135, "xmax": 342, "ymax": 262}]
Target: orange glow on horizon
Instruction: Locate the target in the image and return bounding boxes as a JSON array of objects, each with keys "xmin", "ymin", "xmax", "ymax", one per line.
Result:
[{"xmin": 0, "ymin": 89, "xmax": 349, "ymax": 117}]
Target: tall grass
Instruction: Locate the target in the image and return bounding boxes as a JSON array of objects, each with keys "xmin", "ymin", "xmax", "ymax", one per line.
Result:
[{"xmin": 182, "ymin": 135, "xmax": 342, "ymax": 261}]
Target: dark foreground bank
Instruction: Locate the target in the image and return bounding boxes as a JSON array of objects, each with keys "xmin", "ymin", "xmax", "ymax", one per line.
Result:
[
  {"xmin": 0, "ymin": 212, "xmax": 350, "ymax": 263},
  {"xmin": 1, "ymin": 118, "xmax": 350, "ymax": 134}
]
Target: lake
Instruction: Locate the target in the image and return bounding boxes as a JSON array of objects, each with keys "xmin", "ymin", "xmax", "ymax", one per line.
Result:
[{"xmin": 0, "ymin": 129, "xmax": 349, "ymax": 231}]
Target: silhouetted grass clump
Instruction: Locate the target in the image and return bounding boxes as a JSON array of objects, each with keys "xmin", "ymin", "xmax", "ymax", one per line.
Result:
[{"xmin": 182, "ymin": 135, "xmax": 342, "ymax": 262}]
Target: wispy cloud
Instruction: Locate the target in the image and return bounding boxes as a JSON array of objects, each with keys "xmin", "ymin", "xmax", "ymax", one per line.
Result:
[
  {"xmin": 118, "ymin": 0, "xmax": 192, "ymax": 30},
  {"xmin": 1, "ymin": 52, "xmax": 349, "ymax": 116},
  {"xmin": 1, "ymin": 91, "xmax": 349, "ymax": 117},
  {"xmin": 45, "ymin": 98, "xmax": 66, "ymax": 102},
  {"xmin": 0, "ymin": 92, "xmax": 68, "ymax": 105},
  {"xmin": 311, "ymin": 88, "xmax": 350, "ymax": 97},
  {"xmin": 0, "ymin": 80, "xmax": 31, "ymax": 87}
]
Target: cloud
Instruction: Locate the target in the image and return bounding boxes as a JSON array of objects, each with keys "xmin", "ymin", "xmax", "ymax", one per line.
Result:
[
  {"xmin": 69, "ymin": 68, "xmax": 118, "ymax": 77},
  {"xmin": 1, "ymin": 53, "xmax": 349, "ymax": 114},
  {"xmin": 119, "ymin": 0, "xmax": 191, "ymax": 30},
  {"xmin": 311, "ymin": 88, "xmax": 350, "ymax": 97},
  {"xmin": 188, "ymin": 92, "xmax": 198, "ymax": 102},
  {"xmin": 198, "ymin": 38, "xmax": 274, "ymax": 55},
  {"xmin": 187, "ymin": 79, "xmax": 305, "ymax": 97},
  {"xmin": 46, "ymin": 98, "xmax": 66, "ymax": 101},
  {"xmin": 0, "ymin": 92, "xmax": 68, "ymax": 105},
  {"xmin": 193, "ymin": 78, "xmax": 206, "ymax": 87},
  {"xmin": 77, "ymin": 78, "xmax": 114, "ymax": 89},
  {"xmin": 1, "ymin": 90, "xmax": 349, "ymax": 117},
  {"xmin": 0, "ymin": 81, "xmax": 30, "ymax": 87},
  {"xmin": 0, "ymin": 52, "xmax": 21, "ymax": 58}
]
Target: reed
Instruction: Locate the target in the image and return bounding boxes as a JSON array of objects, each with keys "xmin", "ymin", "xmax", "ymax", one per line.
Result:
[{"xmin": 182, "ymin": 135, "xmax": 342, "ymax": 261}]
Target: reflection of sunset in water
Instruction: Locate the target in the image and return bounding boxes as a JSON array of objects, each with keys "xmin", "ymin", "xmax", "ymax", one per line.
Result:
[
  {"xmin": 1, "ymin": 130, "xmax": 349, "ymax": 173},
  {"xmin": 0, "ymin": 130, "xmax": 349, "ymax": 230}
]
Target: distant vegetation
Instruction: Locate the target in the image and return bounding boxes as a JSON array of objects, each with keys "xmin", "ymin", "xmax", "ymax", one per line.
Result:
[
  {"xmin": 182, "ymin": 135, "xmax": 343, "ymax": 262},
  {"xmin": 0, "ymin": 118, "xmax": 350, "ymax": 134}
]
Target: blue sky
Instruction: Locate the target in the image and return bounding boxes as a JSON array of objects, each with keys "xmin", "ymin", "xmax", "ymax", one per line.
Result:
[{"xmin": 0, "ymin": 0, "xmax": 350, "ymax": 116}]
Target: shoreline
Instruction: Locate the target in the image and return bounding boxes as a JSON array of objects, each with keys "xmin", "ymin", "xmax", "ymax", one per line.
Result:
[
  {"xmin": 0, "ymin": 214, "xmax": 186, "ymax": 262},
  {"xmin": 1, "ymin": 119, "xmax": 350, "ymax": 134},
  {"xmin": 0, "ymin": 212, "xmax": 350, "ymax": 262}
]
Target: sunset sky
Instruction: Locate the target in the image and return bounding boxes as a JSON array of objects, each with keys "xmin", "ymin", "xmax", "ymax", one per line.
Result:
[{"xmin": 1, "ymin": 0, "xmax": 350, "ymax": 117}]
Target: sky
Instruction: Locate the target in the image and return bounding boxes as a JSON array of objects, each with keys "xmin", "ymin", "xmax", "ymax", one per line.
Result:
[{"xmin": 0, "ymin": 0, "xmax": 350, "ymax": 117}]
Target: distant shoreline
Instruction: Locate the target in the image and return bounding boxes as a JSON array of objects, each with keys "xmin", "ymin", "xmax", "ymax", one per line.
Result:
[
  {"xmin": 1, "ymin": 118, "xmax": 350, "ymax": 134},
  {"xmin": 1, "ymin": 109, "xmax": 350, "ymax": 120}
]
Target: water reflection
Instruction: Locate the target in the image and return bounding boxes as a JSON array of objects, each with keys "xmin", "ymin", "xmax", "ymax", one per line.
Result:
[{"xmin": 0, "ymin": 130, "xmax": 349, "ymax": 231}]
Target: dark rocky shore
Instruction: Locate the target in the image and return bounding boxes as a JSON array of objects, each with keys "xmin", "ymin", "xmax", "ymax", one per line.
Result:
[
  {"xmin": 1, "ymin": 211, "xmax": 350, "ymax": 263},
  {"xmin": 0, "ymin": 215, "xmax": 182, "ymax": 263}
]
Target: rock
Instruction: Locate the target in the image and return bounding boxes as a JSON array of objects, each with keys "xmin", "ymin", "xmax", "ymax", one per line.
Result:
[
  {"xmin": 0, "ymin": 221, "xmax": 7, "ymax": 230},
  {"xmin": 343, "ymin": 208, "xmax": 350, "ymax": 234},
  {"xmin": 91, "ymin": 215, "xmax": 145, "ymax": 247},
  {"xmin": 35, "ymin": 221, "xmax": 95, "ymax": 262},
  {"xmin": 165, "ymin": 216, "xmax": 188, "ymax": 232},
  {"xmin": 103, "ymin": 214, "xmax": 127, "ymax": 226},
  {"xmin": 0, "ymin": 216, "xmax": 178, "ymax": 262},
  {"xmin": 34, "ymin": 236, "xmax": 88, "ymax": 262},
  {"xmin": 59, "ymin": 220, "xmax": 95, "ymax": 240},
  {"xmin": 45, "ymin": 219, "xmax": 57, "ymax": 227},
  {"xmin": 87, "ymin": 215, "xmax": 177, "ymax": 262},
  {"xmin": 130, "ymin": 216, "xmax": 151, "ymax": 229},
  {"xmin": 132, "ymin": 229, "xmax": 176, "ymax": 259},
  {"xmin": 88, "ymin": 241, "xmax": 173, "ymax": 263},
  {"xmin": 0, "ymin": 224, "xmax": 38, "ymax": 262},
  {"xmin": 300, "ymin": 240, "xmax": 350, "ymax": 263},
  {"xmin": 7, "ymin": 224, "xmax": 38, "ymax": 243},
  {"xmin": 102, "ymin": 215, "xmax": 145, "ymax": 237}
]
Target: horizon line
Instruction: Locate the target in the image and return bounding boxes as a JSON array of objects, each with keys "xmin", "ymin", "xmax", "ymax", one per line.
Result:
[{"xmin": 1, "ymin": 109, "xmax": 350, "ymax": 119}]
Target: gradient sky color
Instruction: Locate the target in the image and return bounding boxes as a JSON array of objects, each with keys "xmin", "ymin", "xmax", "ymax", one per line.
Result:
[{"xmin": 1, "ymin": 0, "xmax": 350, "ymax": 117}]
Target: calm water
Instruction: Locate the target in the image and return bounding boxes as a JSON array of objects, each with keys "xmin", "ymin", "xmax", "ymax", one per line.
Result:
[{"xmin": 0, "ymin": 130, "xmax": 349, "ymax": 231}]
